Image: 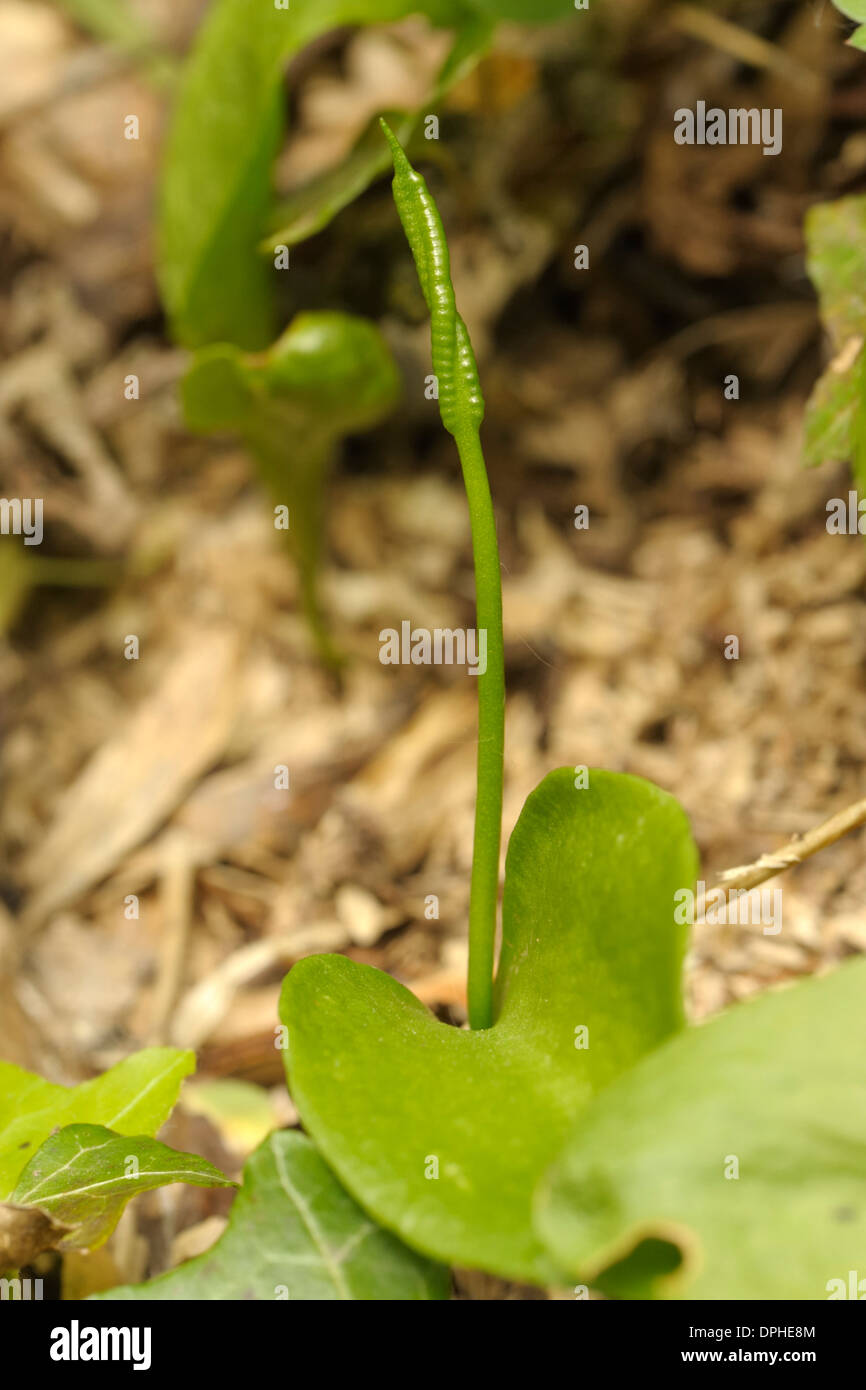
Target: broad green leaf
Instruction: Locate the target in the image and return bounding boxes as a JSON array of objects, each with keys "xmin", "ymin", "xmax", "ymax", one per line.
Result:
[
  {"xmin": 263, "ymin": 18, "xmax": 494, "ymax": 252},
  {"xmin": 536, "ymin": 956, "xmax": 866, "ymax": 1300},
  {"xmin": 281, "ymin": 768, "xmax": 698, "ymax": 1282},
  {"xmin": 9, "ymin": 1124, "xmax": 233, "ymax": 1252},
  {"xmin": 159, "ymin": 0, "xmax": 472, "ymax": 349},
  {"xmin": 0, "ymin": 1049, "xmax": 194, "ymax": 1200},
  {"xmin": 98, "ymin": 1130, "xmax": 449, "ymax": 1300}
]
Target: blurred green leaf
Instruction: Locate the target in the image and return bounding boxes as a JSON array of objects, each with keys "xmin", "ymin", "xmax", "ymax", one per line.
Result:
[
  {"xmin": 52, "ymin": 0, "xmax": 153, "ymax": 48},
  {"xmin": 263, "ymin": 17, "xmax": 494, "ymax": 252},
  {"xmin": 181, "ymin": 311, "xmax": 400, "ymax": 449},
  {"xmin": 180, "ymin": 345, "xmax": 255, "ymax": 432},
  {"xmin": 805, "ymin": 196, "xmax": 866, "ymax": 347},
  {"xmin": 10, "ymin": 1124, "xmax": 233, "ymax": 1252},
  {"xmin": 803, "ymin": 345, "xmax": 862, "ymax": 470},
  {"xmin": 830, "ymin": 0, "xmax": 866, "ymax": 18},
  {"xmin": 536, "ymin": 956, "xmax": 866, "ymax": 1300},
  {"xmin": 159, "ymin": 0, "xmax": 474, "ymax": 350},
  {"xmin": 0, "ymin": 1050, "xmax": 194, "ymax": 1200},
  {"xmin": 804, "ymin": 195, "xmax": 866, "ymax": 470},
  {"xmin": 98, "ymin": 1131, "xmax": 450, "ymax": 1300},
  {"xmin": 182, "ymin": 1079, "xmax": 279, "ymax": 1156},
  {"xmin": 181, "ymin": 311, "xmax": 399, "ymax": 663}
]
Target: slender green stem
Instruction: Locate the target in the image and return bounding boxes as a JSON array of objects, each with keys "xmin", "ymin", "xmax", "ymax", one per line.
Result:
[
  {"xmin": 379, "ymin": 119, "xmax": 505, "ymax": 1027},
  {"xmin": 455, "ymin": 427, "xmax": 504, "ymax": 1030}
]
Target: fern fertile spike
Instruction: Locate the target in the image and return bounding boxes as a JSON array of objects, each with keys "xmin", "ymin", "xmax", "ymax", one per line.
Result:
[{"xmin": 379, "ymin": 118, "xmax": 484, "ymax": 440}]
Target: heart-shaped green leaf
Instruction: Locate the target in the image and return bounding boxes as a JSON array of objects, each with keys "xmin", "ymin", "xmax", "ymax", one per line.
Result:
[
  {"xmin": 8, "ymin": 1124, "xmax": 234, "ymax": 1254},
  {"xmin": 0, "ymin": 1049, "xmax": 194, "ymax": 1200},
  {"xmin": 536, "ymin": 955, "xmax": 866, "ymax": 1300},
  {"xmin": 98, "ymin": 1131, "xmax": 449, "ymax": 1300},
  {"xmin": 280, "ymin": 768, "xmax": 698, "ymax": 1282}
]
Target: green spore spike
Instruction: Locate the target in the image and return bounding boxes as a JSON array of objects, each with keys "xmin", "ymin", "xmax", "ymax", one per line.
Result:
[
  {"xmin": 380, "ymin": 118, "xmax": 484, "ymax": 439},
  {"xmin": 381, "ymin": 119, "xmax": 502, "ymax": 1029}
]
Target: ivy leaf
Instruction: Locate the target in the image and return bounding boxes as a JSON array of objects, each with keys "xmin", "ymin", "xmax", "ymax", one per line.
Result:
[
  {"xmin": 281, "ymin": 769, "xmax": 698, "ymax": 1283},
  {"xmin": 804, "ymin": 195, "xmax": 866, "ymax": 470},
  {"xmin": 159, "ymin": 0, "xmax": 473, "ymax": 349},
  {"xmin": 0, "ymin": 1049, "xmax": 194, "ymax": 1200},
  {"xmin": 97, "ymin": 1131, "xmax": 449, "ymax": 1300},
  {"xmin": 536, "ymin": 956, "xmax": 866, "ymax": 1300},
  {"xmin": 8, "ymin": 1125, "xmax": 233, "ymax": 1255},
  {"xmin": 803, "ymin": 343, "xmax": 862, "ymax": 470},
  {"xmin": 805, "ymin": 196, "xmax": 866, "ymax": 348}
]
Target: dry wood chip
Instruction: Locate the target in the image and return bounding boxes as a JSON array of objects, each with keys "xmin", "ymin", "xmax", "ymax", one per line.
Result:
[{"xmin": 22, "ymin": 628, "xmax": 243, "ymax": 926}]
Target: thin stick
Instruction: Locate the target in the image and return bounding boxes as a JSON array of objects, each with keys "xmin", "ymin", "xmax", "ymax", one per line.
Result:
[
  {"xmin": 700, "ymin": 794, "xmax": 866, "ymax": 907},
  {"xmin": 669, "ymin": 4, "xmax": 820, "ymax": 92}
]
